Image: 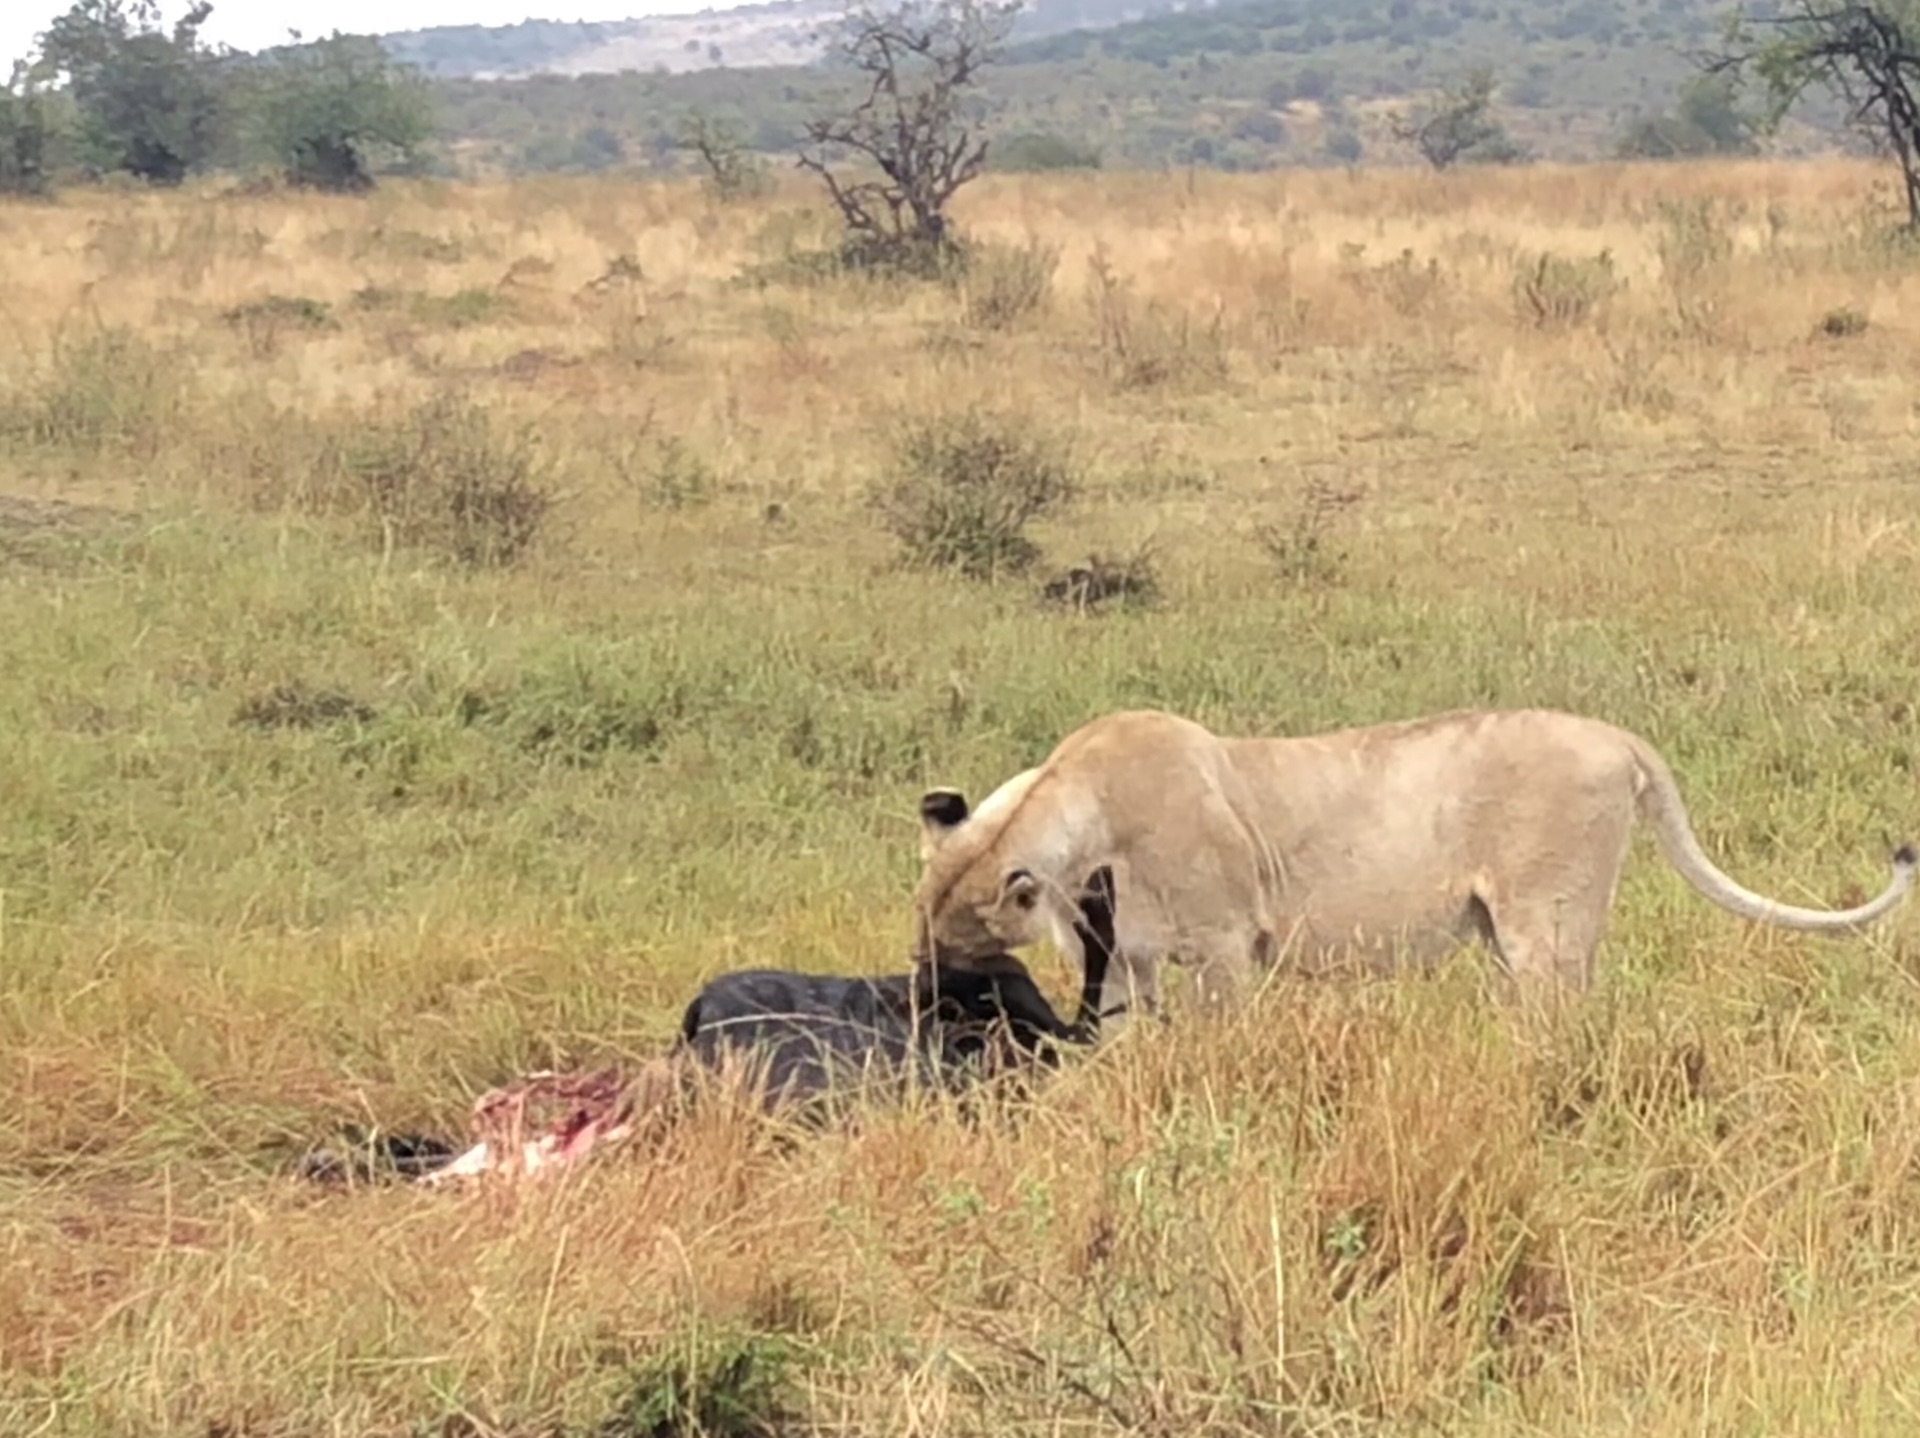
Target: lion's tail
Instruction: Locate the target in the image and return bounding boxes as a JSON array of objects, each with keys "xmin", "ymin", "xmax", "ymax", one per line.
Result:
[{"xmin": 1628, "ymin": 735, "xmax": 1916, "ymax": 933}]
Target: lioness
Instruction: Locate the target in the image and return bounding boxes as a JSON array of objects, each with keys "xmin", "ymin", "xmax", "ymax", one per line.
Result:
[{"xmin": 912, "ymin": 707, "xmax": 1916, "ymax": 1015}]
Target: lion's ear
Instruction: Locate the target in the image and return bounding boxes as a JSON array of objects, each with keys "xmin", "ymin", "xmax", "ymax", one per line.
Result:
[
  {"xmin": 919, "ymin": 789, "xmax": 970, "ymax": 859},
  {"xmin": 1002, "ymin": 868, "xmax": 1040, "ymax": 911}
]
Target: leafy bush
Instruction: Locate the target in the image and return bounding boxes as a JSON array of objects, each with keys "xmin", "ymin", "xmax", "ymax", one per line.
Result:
[
  {"xmin": 868, "ymin": 409, "xmax": 1078, "ymax": 578},
  {"xmin": 1512, "ymin": 249, "xmax": 1619, "ymax": 329}
]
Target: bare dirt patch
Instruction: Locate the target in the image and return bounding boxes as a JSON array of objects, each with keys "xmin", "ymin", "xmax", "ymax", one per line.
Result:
[
  {"xmin": 0, "ymin": 493, "xmax": 125, "ymax": 534},
  {"xmin": 0, "ymin": 493, "xmax": 133, "ymax": 569}
]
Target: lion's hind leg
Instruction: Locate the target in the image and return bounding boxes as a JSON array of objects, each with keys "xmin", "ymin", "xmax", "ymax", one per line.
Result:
[
  {"xmin": 1192, "ymin": 931, "xmax": 1259, "ymax": 1017},
  {"xmin": 1097, "ymin": 930, "xmax": 1254, "ymax": 1028},
  {"xmin": 1474, "ymin": 860, "xmax": 1628, "ymax": 990},
  {"xmin": 1464, "ymin": 772, "xmax": 1637, "ymax": 1000}
]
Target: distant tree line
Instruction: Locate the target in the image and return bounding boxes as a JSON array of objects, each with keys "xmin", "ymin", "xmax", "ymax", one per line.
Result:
[
  {"xmin": 0, "ymin": 0, "xmax": 433, "ymax": 196},
  {"xmin": 7, "ymin": 0, "xmax": 1920, "ymax": 216}
]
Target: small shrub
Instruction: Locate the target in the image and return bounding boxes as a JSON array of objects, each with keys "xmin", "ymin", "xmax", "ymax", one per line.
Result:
[
  {"xmin": 1512, "ymin": 250, "xmax": 1619, "ymax": 330},
  {"xmin": 1650, "ymin": 196, "xmax": 1737, "ymax": 287},
  {"xmin": 1819, "ymin": 306, "xmax": 1869, "ymax": 338},
  {"xmin": 318, "ymin": 394, "xmax": 555, "ymax": 567},
  {"xmin": 1604, "ymin": 339, "xmax": 1676, "ymax": 419},
  {"xmin": 958, "ymin": 237, "xmax": 1059, "ymax": 330},
  {"xmin": 222, "ymin": 294, "xmax": 337, "ymax": 358},
  {"xmin": 869, "ymin": 410, "xmax": 1078, "ymax": 579},
  {"xmin": 595, "ymin": 1329, "xmax": 799, "ymax": 1438},
  {"xmin": 5, "ymin": 324, "xmax": 181, "ymax": 455},
  {"xmin": 1254, "ymin": 477, "xmax": 1363, "ymax": 587},
  {"xmin": 1086, "ymin": 247, "xmax": 1229, "ymax": 390},
  {"xmin": 410, "ymin": 287, "xmax": 508, "ymax": 328},
  {"xmin": 639, "ymin": 435, "xmax": 717, "ymax": 511},
  {"xmin": 1344, "ymin": 247, "xmax": 1448, "ymax": 318}
]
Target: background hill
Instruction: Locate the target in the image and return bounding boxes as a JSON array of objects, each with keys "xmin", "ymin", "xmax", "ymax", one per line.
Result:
[
  {"xmin": 381, "ymin": 0, "xmax": 1834, "ymax": 175},
  {"xmin": 379, "ymin": 0, "xmax": 1255, "ymax": 78}
]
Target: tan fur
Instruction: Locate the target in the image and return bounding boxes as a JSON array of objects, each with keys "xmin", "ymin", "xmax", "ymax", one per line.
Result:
[{"xmin": 913, "ymin": 708, "xmax": 1916, "ymax": 1015}]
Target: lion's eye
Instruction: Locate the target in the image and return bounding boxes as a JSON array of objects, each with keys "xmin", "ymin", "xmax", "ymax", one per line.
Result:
[{"xmin": 1012, "ymin": 889, "xmax": 1037, "ymax": 911}]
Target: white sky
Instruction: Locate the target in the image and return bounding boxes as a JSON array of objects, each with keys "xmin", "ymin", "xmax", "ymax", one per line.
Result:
[{"xmin": 5, "ymin": 0, "xmax": 713, "ymax": 71}]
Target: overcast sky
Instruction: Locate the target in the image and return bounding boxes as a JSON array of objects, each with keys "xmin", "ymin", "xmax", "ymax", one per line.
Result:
[{"xmin": 4, "ymin": 1, "xmax": 710, "ymax": 71}]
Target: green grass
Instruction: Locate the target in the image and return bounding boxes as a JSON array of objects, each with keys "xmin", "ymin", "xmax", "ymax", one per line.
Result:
[
  {"xmin": 5, "ymin": 485, "xmax": 1918, "ymax": 1430},
  {"xmin": 3, "ymin": 164, "xmax": 1920, "ymax": 1434}
]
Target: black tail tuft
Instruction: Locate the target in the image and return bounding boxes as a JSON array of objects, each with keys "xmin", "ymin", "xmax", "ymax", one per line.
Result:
[{"xmin": 1895, "ymin": 843, "xmax": 1918, "ymax": 868}]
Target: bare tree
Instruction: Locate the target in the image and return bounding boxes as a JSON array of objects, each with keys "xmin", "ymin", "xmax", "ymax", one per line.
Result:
[
  {"xmin": 1709, "ymin": 2, "xmax": 1920, "ymax": 228},
  {"xmin": 798, "ymin": 0, "xmax": 1018, "ymax": 270}
]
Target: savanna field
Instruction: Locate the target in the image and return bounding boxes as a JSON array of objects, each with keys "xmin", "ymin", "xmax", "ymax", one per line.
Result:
[{"xmin": 5, "ymin": 157, "xmax": 1920, "ymax": 1435}]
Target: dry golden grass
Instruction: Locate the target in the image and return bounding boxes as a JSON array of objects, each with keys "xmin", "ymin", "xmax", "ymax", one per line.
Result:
[{"xmin": 4, "ymin": 155, "xmax": 1920, "ymax": 1435}]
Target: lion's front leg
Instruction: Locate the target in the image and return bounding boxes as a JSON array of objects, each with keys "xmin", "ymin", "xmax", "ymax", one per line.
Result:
[
  {"xmin": 1092, "ymin": 946, "xmax": 1162, "ymax": 1032},
  {"xmin": 1191, "ymin": 938, "xmax": 1256, "ymax": 1018}
]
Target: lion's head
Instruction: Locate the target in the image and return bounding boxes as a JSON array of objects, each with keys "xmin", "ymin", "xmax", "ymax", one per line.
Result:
[{"xmin": 912, "ymin": 780, "xmax": 1081, "ymax": 972}]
